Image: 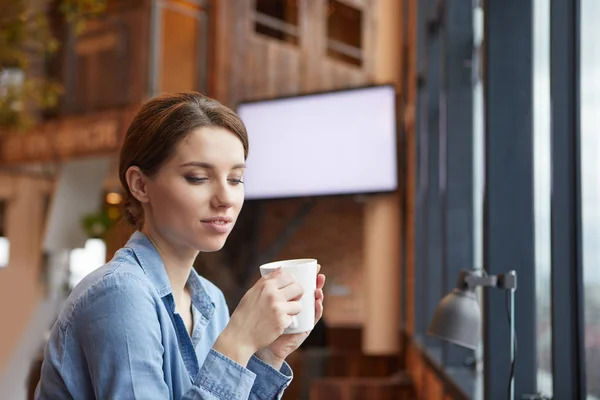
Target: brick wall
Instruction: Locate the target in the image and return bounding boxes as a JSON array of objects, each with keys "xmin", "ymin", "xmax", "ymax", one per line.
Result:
[{"xmin": 258, "ymin": 196, "xmax": 365, "ymax": 327}]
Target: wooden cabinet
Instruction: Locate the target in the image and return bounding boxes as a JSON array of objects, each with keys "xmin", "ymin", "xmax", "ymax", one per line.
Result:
[
  {"xmin": 214, "ymin": 0, "xmax": 378, "ymax": 107},
  {"xmin": 57, "ymin": 1, "xmax": 151, "ymax": 114},
  {"xmin": 51, "ymin": 0, "xmax": 212, "ymax": 116},
  {"xmin": 48, "ymin": 0, "xmax": 379, "ymax": 114}
]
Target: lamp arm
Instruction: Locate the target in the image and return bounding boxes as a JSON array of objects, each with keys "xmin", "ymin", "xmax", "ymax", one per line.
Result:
[
  {"xmin": 462, "ymin": 270, "xmax": 517, "ymax": 291},
  {"xmin": 464, "ymin": 274, "xmax": 497, "ymax": 289},
  {"xmin": 497, "ymin": 270, "xmax": 517, "ymax": 290}
]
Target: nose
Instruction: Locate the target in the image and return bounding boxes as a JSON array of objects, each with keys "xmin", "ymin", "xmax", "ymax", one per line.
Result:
[{"xmin": 210, "ymin": 180, "xmax": 234, "ymax": 209}]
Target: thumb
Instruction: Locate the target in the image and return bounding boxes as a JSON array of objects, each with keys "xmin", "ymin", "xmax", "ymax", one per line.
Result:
[{"xmin": 263, "ymin": 267, "xmax": 283, "ymax": 280}]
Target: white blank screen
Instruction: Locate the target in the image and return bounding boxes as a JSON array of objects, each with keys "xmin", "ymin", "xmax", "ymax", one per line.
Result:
[{"xmin": 238, "ymin": 85, "xmax": 397, "ymax": 200}]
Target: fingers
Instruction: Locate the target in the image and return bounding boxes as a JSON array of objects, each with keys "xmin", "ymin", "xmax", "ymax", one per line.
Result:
[
  {"xmin": 315, "ymin": 288, "xmax": 324, "ymax": 301},
  {"xmin": 265, "ymin": 269, "xmax": 324, "ymax": 304},
  {"xmin": 314, "ymin": 279, "xmax": 325, "ymax": 322},
  {"xmin": 263, "ymin": 267, "xmax": 282, "ymax": 280},
  {"xmin": 317, "ymin": 264, "xmax": 321, "ymax": 274},
  {"xmin": 281, "ymin": 282, "xmax": 304, "ymax": 301},
  {"xmin": 315, "ymin": 297, "xmax": 323, "ymax": 322},
  {"xmin": 316, "ymin": 274, "xmax": 326, "ymax": 289},
  {"xmin": 283, "ymin": 300, "xmax": 302, "ymax": 316},
  {"xmin": 265, "ymin": 269, "xmax": 297, "ymax": 289}
]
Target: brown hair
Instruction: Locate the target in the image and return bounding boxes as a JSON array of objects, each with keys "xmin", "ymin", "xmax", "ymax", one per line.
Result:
[{"xmin": 119, "ymin": 92, "xmax": 249, "ymax": 229}]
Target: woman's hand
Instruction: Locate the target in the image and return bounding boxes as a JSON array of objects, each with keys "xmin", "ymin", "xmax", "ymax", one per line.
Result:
[
  {"xmin": 213, "ymin": 268, "xmax": 303, "ymax": 367},
  {"xmin": 255, "ymin": 265, "xmax": 326, "ymax": 370}
]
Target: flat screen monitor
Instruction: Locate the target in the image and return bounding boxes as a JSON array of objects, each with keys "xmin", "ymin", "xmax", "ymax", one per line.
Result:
[{"xmin": 237, "ymin": 85, "xmax": 397, "ymax": 200}]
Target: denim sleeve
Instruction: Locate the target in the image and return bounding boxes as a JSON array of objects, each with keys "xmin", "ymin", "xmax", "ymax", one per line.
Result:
[
  {"xmin": 214, "ymin": 289, "xmax": 293, "ymax": 399},
  {"xmin": 247, "ymin": 355, "xmax": 293, "ymax": 399},
  {"xmin": 77, "ymin": 272, "xmax": 256, "ymax": 400}
]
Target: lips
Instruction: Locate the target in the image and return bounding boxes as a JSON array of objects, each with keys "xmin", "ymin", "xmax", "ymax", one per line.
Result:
[
  {"xmin": 200, "ymin": 217, "xmax": 233, "ymax": 234},
  {"xmin": 200, "ymin": 217, "xmax": 233, "ymax": 224}
]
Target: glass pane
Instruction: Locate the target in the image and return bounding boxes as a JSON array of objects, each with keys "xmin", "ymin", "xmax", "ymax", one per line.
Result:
[
  {"xmin": 533, "ymin": 0, "xmax": 552, "ymax": 396},
  {"xmin": 581, "ymin": 1, "xmax": 600, "ymax": 398},
  {"xmin": 472, "ymin": 3, "xmax": 484, "ymax": 399}
]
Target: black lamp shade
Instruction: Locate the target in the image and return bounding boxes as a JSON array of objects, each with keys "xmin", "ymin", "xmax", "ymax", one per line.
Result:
[{"xmin": 427, "ymin": 288, "xmax": 480, "ymax": 350}]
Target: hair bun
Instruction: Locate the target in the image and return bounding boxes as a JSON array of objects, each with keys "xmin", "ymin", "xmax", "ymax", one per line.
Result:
[{"xmin": 122, "ymin": 194, "xmax": 144, "ymax": 230}]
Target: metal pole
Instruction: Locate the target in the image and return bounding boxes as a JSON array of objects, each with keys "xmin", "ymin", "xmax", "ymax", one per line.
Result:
[{"xmin": 510, "ymin": 287, "xmax": 515, "ymax": 400}]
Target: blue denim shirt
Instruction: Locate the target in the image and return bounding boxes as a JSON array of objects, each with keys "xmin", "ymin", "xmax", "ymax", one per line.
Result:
[{"xmin": 36, "ymin": 231, "xmax": 293, "ymax": 399}]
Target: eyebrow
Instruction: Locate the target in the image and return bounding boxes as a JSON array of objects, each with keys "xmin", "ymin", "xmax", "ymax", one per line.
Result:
[{"xmin": 179, "ymin": 161, "xmax": 246, "ymax": 170}]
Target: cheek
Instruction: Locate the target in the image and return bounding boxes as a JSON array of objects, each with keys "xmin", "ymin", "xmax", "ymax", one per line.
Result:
[
  {"xmin": 150, "ymin": 180, "xmax": 206, "ymax": 220},
  {"xmin": 234, "ymin": 188, "xmax": 245, "ymax": 209}
]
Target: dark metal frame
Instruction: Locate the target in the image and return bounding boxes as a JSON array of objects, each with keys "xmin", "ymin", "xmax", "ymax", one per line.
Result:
[
  {"xmin": 549, "ymin": 0, "xmax": 586, "ymax": 398},
  {"xmin": 417, "ymin": 0, "xmax": 477, "ymax": 365},
  {"xmin": 440, "ymin": 0, "xmax": 475, "ymax": 368},
  {"xmin": 423, "ymin": 0, "xmax": 444, "ymax": 349},
  {"xmin": 415, "ymin": 0, "xmax": 477, "ymax": 374},
  {"xmin": 413, "ymin": 0, "xmax": 429, "ymax": 339},
  {"xmin": 482, "ymin": 0, "xmax": 537, "ymax": 398}
]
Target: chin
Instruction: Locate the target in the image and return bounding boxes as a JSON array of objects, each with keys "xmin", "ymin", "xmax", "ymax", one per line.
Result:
[{"xmin": 195, "ymin": 236, "xmax": 229, "ymax": 253}]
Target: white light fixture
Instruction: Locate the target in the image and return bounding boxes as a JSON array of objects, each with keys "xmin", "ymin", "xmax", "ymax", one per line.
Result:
[
  {"xmin": 106, "ymin": 192, "xmax": 122, "ymax": 205},
  {"xmin": 69, "ymin": 238, "xmax": 106, "ymax": 288},
  {"xmin": 0, "ymin": 237, "xmax": 9, "ymax": 268}
]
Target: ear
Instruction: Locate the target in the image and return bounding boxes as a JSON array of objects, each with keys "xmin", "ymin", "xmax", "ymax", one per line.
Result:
[{"xmin": 125, "ymin": 166, "xmax": 151, "ymax": 204}]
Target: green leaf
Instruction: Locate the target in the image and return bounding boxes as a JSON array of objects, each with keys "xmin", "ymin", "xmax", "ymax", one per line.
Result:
[{"xmin": 0, "ymin": 0, "xmax": 106, "ymax": 130}]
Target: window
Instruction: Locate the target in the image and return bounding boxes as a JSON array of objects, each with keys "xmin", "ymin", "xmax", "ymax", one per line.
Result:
[
  {"xmin": 327, "ymin": 0, "xmax": 362, "ymax": 66},
  {"xmin": 532, "ymin": 0, "xmax": 552, "ymax": 395},
  {"xmin": 472, "ymin": 4, "xmax": 485, "ymax": 397},
  {"xmin": 254, "ymin": 0, "xmax": 299, "ymax": 45},
  {"xmin": 580, "ymin": 0, "xmax": 600, "ymax": 398},
  {"xmin": 69, "ymin": 238, "xmax": 106, "ymax": 289}
]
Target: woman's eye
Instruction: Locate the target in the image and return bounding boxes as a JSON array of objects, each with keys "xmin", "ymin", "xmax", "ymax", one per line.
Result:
[
  {"xmin": 229, "ymin": 178, "xmax": 244, "ymax": 185},
  {"xmin": 185, "ymin": 176, "xmax": 208, "ymax": 184}
]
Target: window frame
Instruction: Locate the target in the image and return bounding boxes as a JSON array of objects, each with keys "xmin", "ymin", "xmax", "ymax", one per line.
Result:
[
  {"xmin": 549, "ymin": 0, "xmax": 587, "ymax": 397},
  {"xmin": 412, "ymin": 0, "xmax": 591, "ymax": 398},
  {"xmin": 326, "ymin": 0, "xmax": 363, "ymax": 66}
]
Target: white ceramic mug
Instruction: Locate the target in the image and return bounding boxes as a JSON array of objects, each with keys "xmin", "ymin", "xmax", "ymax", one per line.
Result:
[{"xmin": 259, "ymin": 258, "xmax": 318, "ymax": 334}]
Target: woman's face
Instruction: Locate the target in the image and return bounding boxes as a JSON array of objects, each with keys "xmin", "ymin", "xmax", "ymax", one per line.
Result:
[{"xmin": 142, "ymin": 127, "xmax": 246, "ymax": 252}]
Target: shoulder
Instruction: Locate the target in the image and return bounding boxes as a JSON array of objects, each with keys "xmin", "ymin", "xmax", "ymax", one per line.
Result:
[{"xmin": 58, "ymin": 248, "xmax": 158, "ymax": 329}]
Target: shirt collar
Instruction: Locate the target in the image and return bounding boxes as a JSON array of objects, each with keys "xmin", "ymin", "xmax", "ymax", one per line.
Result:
[
  {"xmin": 187, "ymin": 268, "xmax": 216, "ymax": 319},
  {"xmin": 125, "ymin": 231, "xmax": 215, "ymax": 319}
]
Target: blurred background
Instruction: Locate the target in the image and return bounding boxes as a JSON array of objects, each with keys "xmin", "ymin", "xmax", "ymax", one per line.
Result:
[{"xmin": 0, "ymin": 0, "xmax": 598, "ymax": 399}]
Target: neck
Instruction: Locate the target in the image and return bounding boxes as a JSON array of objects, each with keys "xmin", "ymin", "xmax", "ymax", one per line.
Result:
[{"xmin": 141, "ymin": 224, "xmax": 199, "ymax": 299}]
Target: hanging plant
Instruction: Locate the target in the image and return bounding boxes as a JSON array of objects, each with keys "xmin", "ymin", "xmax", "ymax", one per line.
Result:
[
  {"xmin": 81, "ymin": 207, "xmax": 119, "ymax": 239},
  {"xmin": 0, "ymin": 0, "xmax": 107, "ymax": 130}
]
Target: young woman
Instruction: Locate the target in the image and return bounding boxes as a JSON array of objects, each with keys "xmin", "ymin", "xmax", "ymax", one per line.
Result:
[{"xmin": 36, "ymin": 92, "xmax": 326, "ymax": 400}]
